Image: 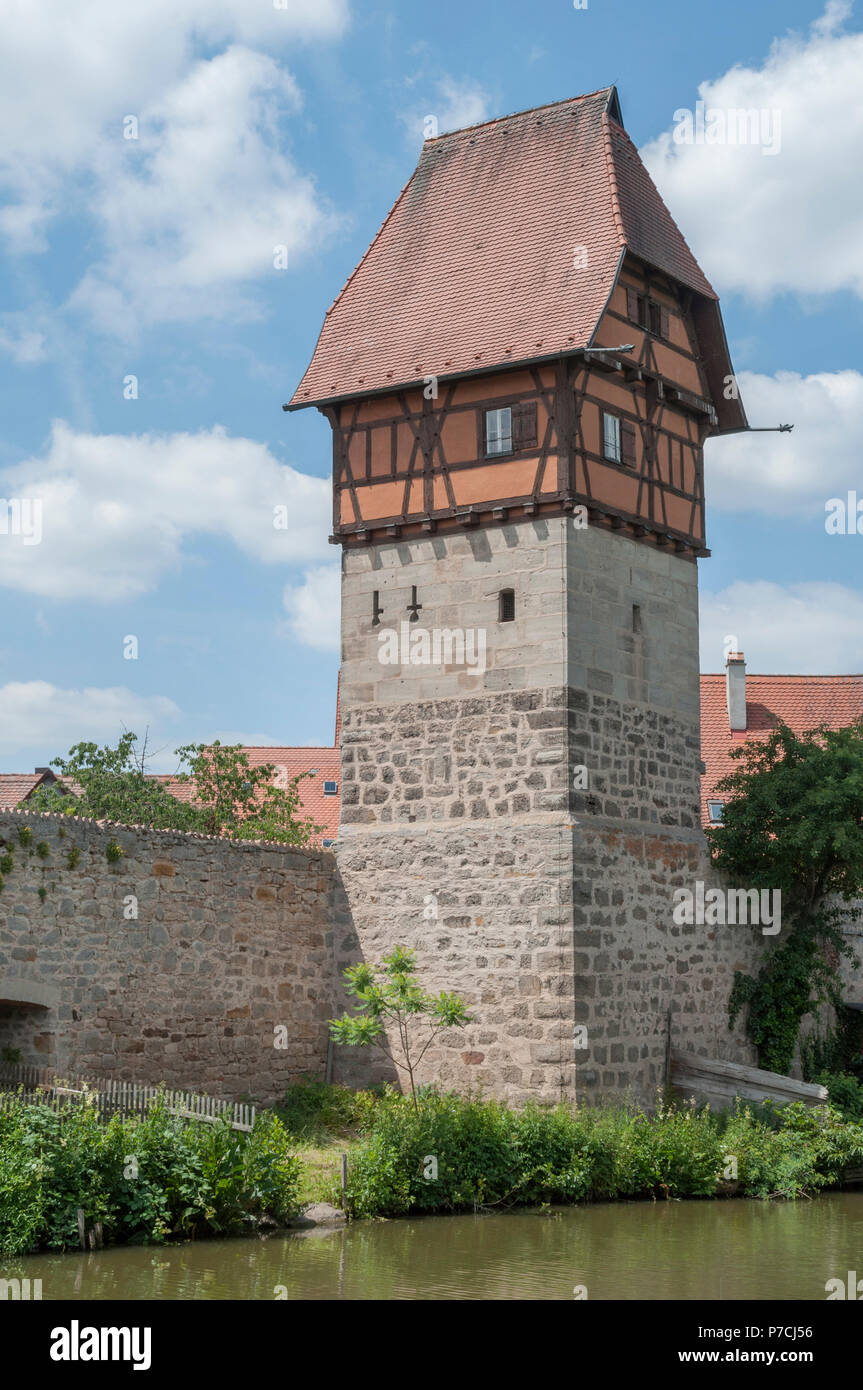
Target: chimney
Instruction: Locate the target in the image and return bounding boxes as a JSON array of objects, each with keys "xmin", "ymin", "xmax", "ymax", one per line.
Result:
[{"xmin": 725, "ymin": 651, "xmax": 747, "ymax": 731}]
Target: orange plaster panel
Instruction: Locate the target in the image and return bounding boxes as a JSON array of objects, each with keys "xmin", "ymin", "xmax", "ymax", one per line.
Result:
[
  {"xmin": 440, "ymin": 412, "xmax": 476, "ymax": 465},
  {"xmin": 453, "ymin": 459, "xmax": 539, "ymax": 505}
]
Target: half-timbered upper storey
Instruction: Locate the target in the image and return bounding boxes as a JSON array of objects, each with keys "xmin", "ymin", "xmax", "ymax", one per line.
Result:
[{"xmin": 286, "ymin": 87, "xmax": 746, "ymax": 557}]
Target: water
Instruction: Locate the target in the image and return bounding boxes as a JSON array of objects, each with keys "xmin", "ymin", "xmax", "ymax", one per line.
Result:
[{"xmin": 7, "ymin": 1193, "xmax": 863, "ymax": 1300}]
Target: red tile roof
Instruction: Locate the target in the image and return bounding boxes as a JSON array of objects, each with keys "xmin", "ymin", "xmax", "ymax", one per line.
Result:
[
  {"xmin": 155, "ymin": 747, "xmax": 342, "ymax": 844},
  {"xmin": 700, "ymin": 674, "xmax": 863, "ymax": 827},
  {"xmin": 0, "ymin": 773, "xmax": 44, "ymax": 809},
  {"xmin": 289, "ymin": 88, "xmax": 720, "ymax": 410}
]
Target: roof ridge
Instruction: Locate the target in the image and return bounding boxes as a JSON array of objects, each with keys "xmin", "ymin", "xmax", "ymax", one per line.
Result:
[
  {"xmin": 700, "ymin": 672, "xmax": 863, "ymax": 680},
  {"xmin": 424, "ymin": 87, "xmax": 616, "ymax": 144}
]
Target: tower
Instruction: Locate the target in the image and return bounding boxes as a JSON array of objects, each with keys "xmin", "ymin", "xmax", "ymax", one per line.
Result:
[{"xmin": 287, "ymin": 88, "xmax": 746, "ymax": 1105}]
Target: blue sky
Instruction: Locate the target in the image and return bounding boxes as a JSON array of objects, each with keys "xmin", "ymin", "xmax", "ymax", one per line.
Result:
[{"xmin": 1, "ymin": 0, "xmax": 862, "ymax": 771}]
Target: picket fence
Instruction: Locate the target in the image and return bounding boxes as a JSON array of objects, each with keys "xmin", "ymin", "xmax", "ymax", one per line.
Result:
[{"xmin": 0, "ymin": 1062, "xmax": 255, "ymax": 1132}]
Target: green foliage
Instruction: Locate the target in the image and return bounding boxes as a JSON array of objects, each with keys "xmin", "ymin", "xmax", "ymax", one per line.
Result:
[
  {"xmin": 17, "ymin": 826, "xmax": 32, "ymax": 848},
  {"xmin": 812, "ymin": 1073, "xmax": 863, "ymax": 1122},
  {"xmin": 277, "ymin": 1078, "xmax": 384, "ymax": 1143},
  {"xmin": 342, "ymin": 1091, "xmax": 730, "ymax": 1218},
  {"xmin": 105, "ymin": 839, "xmax": 123, "ymax": 863},
  {"xmin": 708, "ymin": 721, "xmax": 863, "ymax": 1072},
  {"xmin": 0, "ymin": 1099, "xmax": 301, "ymax": 1256},
  {"xmin": 0, "ymin": 852, "xmax": 13, "ymax": 874},
  {"xmin": 66, "ymin": 847, "xmax": 80, "ymax": 870},
  {"xmin": 0, "ymin": 1047, "xmax": 22, "ymax": 1064},
  {"xmin": 37, "ymin": 886, "xmax": 47, "ymax": 902},
  {"xmin": 329, "ymin": 947, "xmax": 472, "ymax": 1110},
  {"xmin": 25, "ymin": 732, "xmax": 323, "ymax": 846},
  {"xmin": 338, "ymin": 1087, "xmax": 863, "ymax": 1219},
  {"xmin": 36, "ymin": 841, "xmax": 50, "ymax": 859}
]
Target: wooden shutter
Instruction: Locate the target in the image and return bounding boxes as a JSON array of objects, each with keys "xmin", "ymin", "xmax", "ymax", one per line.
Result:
[
  {"xmin": 511, "ymin": 401, "xmax": 537, "ymax": 450},
  {"xmin": 626, "ymin": 287, "xmax": 640, "ymax": 323},
  {"xmin": 621, "ymin": 420, "xmax": 637, "ymax": 467},
  {"xmin": 660, "ymin": 306, "xmax": 670, "ymax": 340}
]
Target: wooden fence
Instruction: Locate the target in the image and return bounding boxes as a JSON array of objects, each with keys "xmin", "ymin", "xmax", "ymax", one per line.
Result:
[
  {"xmin": 669, "ymin": 1048, "xmax": 828, "ymax": 1112},
  {"xmin": 0, "ymin": 1063, "xmax": 255, "ymax": 1132}
]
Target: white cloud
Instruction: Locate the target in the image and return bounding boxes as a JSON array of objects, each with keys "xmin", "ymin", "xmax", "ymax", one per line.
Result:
[
  {"xmin": 0, "ymin": 421, "xmax": 331, "ymax": 600},
  {"xmin": 0, "ymin": 316, "xmax": 47, "ymax": 364},
  {"xmin": 641, "ymin": 3, "xmax": 863, "ymax": 300},
  {"xmin": 0, "ymin": 0, "xmax": 348, "ymax": 325},
  {"xmin": 434, "ymin": 77, "xmax": 491, "ymax": 132},
  {"xmin": 402, "ymin": 75, "xmax": 491, "ymax": 144},
  {"xmin": 70, "ymin": 47, "xmax": 334, "ymax": 331},
  {"xmin": 0, "ymin": 681, "xmax": 180, "ymax": 758},
  {"xmin": 282, "ymin": 565, "xmax": 341, "ymax": 651},
  {"xmin": 705, "ymin": 369, "xmax": 863, "ymax": 516},
  {"xmin": 700, "ymin": 580, "xmax": 863, "ymax": 673}
]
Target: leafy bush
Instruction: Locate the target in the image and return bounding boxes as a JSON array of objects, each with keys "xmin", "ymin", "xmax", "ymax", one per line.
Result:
[
  {"xmin": 276, "ymin": 1078, "xmax": 384, "ymax": 1142},
  {"xmin": 818, "ymin": 1072, "xmax": 863, "ymax": 1121},
  {"xmin": 340, "ymin": 1089, "xmax": 863, "ymax": 1218},
  {"xmin": 0, "ymin": 1098, "xmax": 301, "ymax": 1256}
]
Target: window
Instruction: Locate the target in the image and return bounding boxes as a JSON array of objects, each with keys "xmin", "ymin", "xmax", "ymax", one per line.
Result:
[
  {"xmin": 499, "ymin": 589, "xmax": 515, "ymax": 622},
  {"xmin": 485, "ymin": 403, "xmax": 537, "ymax": 455},
  {"xmin": 707, "ymin": 800, "xmax": 725, "ymax": 824},
  {"xmin": 602, "ymin": 410, "xmax": 637, "ymax": 467},
  {"xmin": 485, "ymin": 406, "xmax": 512, "ymax": 456},
  {"xmin": 602, "ymin": 411, "xmax": 621, "ymax": 463},
  {"xmin": 626, "ymin": 287, "xmax": 669, "ymax": 340},
  {"xmin": 322, "ymin": 838, "xmax": 335, "ymax": 848},
  {"xmin": 323, "ymin": 780, "xmax": 338, "ymax": 796}
]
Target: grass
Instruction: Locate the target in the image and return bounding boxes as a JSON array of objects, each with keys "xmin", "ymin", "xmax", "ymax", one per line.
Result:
[{"xmin": 274, "ymin": 1078, "xmax": 387, "ymax": 1206}]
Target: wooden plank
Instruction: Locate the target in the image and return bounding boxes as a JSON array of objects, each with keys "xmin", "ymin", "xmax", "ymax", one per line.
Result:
[{"xmin": 670, "ymin": 1049, "xmax": 828, "ymax": 1111}]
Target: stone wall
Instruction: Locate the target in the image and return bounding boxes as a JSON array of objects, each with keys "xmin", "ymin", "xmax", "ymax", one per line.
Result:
[
  {"xmin": 0, "ymin": 811, "xmax": 343, "ymax": 1103},
  {"xmin": 333, "ymin": 518, "xmax": 765, "ymax": 1106}
]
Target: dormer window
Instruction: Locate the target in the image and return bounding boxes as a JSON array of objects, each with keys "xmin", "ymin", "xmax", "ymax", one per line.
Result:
[
  {"xmin": 324, "ymin": 780, "xmax": 338, "ymax": 796},
  {"xmin": 707, "ymin": 800, "xmax": 725, "ymax": 824}
]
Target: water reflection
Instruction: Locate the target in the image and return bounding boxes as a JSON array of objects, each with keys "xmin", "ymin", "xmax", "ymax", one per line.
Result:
[{"xmin": 5, "ymin": 1195, "xmax": 863, "ymax": 1301}]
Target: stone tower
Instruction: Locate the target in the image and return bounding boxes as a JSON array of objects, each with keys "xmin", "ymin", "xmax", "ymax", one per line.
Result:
[{"xmin": 286, "ymin": 88, "xmax": 747, "ymax": 1106}]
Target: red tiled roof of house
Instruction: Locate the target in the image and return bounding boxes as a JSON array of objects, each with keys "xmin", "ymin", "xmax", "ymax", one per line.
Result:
[
  {"xmin": 699, "ymin": 674, "xmax": 863, "ymax": 828},
  {"xmin": 0, "ymin": 773, "xmax": 44, "ymax": 809},
  {"xmin": 289, "ymin": 88, "xmax": 718, "ymax": 409},
  {"xmin": 155, "ymin": 747, "xmax": 342, "ymax": 844}
]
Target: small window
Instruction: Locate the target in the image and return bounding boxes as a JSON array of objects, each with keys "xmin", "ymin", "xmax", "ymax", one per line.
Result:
[
  {"xmin": 499, "ymin": 589, "xmax": 515, "ymax": 622},
  {"xmin": 602, "ymin": 411, "xmax": 621, "ymax": 463},
  {"xmin": 323, "ymin": 780, "xmax": 338, "ymax": 796},
  {"xmin": 707, "ymin": 800, "xmax": 725, "ymax": 824},
  {"xmin": 485, "ymin": 406, "xmax": 512, "ymax": 456},
  {"xmin": 322, "ymin": 838, "xmax": 335, "ymax": 848}
]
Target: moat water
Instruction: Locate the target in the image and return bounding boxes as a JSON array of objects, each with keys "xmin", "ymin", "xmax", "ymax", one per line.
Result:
[{"xmin": 8, "ymin": 1193, "xmax": 863, "ymax": 1300}]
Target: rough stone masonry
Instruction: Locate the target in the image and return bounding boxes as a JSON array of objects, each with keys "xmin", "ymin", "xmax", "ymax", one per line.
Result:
[
  {"xmin": 0, "ymin": 811, "xmax": 343, "ymax": 1102},
  {"xmin": 333, "ymin": 516, "xmax": 763, "ymax": 1106},
  {"xmin": 0, "ymin": 517, "xmax": 773, "ymax": 1106}
]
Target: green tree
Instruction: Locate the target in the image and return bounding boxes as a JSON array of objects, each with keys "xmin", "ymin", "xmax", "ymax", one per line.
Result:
[
  {"xmin": 708, "ymin": 720, "xmax": 863, "ymax": 1074},
  {"xmin": 329, "ymin": 947, "xmax": 472, "ymax": 1111},
  {"xmin": 25, "ymin": 734, "xmax": 322, "ymax": 847}
]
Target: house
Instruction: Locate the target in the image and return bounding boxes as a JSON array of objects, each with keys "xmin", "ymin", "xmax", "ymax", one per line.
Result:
[
  {"xmin": 0, "ymin": 768, "xmax": 67, "ymax": 811},
  {"xmin": 700, "ymin": 651, "xmax": 863, "ymax": 828}
]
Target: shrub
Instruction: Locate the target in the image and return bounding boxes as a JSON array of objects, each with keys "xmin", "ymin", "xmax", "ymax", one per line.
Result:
[
  {"xmin": 277, "ymin": 1078, "xmax": 383, "ymax": 1142},
  {"xmin": 0, "ymin": 1098, "xmax": 301, "ymax": 1255}
]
